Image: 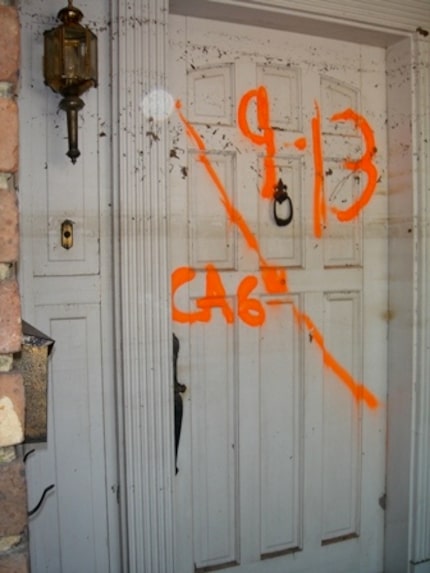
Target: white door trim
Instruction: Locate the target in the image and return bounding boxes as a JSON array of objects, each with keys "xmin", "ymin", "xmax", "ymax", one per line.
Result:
[
  {"xmin": 111, "ymin": 2, "xmax": 430, "ymax": 572},
  {"xmin": 408, "ymin": 34, "xmax": 430, "ymax": 571},
  {"xmin": 111, "ymin": 1, "xmax": 174, "ymax": 572}
]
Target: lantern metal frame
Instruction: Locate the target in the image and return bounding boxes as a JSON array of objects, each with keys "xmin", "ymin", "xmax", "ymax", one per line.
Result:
[{"xmin": 43, "ymin": 0, "xmax": 98, "ymax": 163}]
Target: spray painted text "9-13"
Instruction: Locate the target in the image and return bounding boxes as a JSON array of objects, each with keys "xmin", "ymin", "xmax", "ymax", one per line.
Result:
[
  {"xmin": 172, "ymin": 85, "xmax": 379, "ymax": 328},
  {"xmin": 171, "ymin": 86, "xmax": 380, "ymax": 409}
]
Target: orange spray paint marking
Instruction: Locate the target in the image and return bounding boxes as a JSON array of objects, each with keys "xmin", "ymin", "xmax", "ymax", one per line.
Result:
[
  {"xmin": 283, "ymin": 137, "xmax": 307, "ymax": 150},
  {"xmin": 237, "ymin": 87, "xmax": 276, "ymax": 199},
  {"xmin": 237, "ymin": 275, "xmax": 266, "ymax": 327},
  {"xmin": 260, "ymin": 264, "xmax": 288, "ymax": 296},
  {"xmin": 196, "ymin": 264, "xmax": 235, "ymax": 324},
  {"xmin": 174, "ymin": 101, "xmax": 379, "ymax": 409},
  {"xmin": 294, "ymin": 137, "xmax": 307, "ymax": 151},
  {"xmin": 292, "ymin": 307, "xmax": 379, "ymax": 409},
  {"xmin": 175, "ymin": 100, "xmax": 206, "ymax": 151},
  {"xmin": 312, "ymin": 101, "xmax": 326, "ymax": 238},
  {"xmin": 329, "ymin": 108, "xmax": 378, "ymax": 222},
  {"xmin": 176, "ymin": 100, "xmax": 288, "ymax": 296},
  {"xmin": 172, "ymin": 266, "xmax": 210, "ymax": 324},
  {"xmin": 266, "ymin": 298, "xmax": 289, "ymax": 306}
]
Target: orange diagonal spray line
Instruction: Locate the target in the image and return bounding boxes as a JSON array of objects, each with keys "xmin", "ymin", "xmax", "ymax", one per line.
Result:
[
  {"xmin": 175, "ymin": 100, "xmax": 288, "ymax": 296},
  {"xmin": 292, "ymin": 307, "xmax": 379, "ymax": 409},
  {"xmin": 174, "ymin": 100, "xmax": 379, "ymax": 409}
]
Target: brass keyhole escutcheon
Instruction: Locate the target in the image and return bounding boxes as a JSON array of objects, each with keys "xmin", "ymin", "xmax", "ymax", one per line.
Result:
[{"xmin": 61, "ymin": 220, "xmax": 74, "ymax": 250}]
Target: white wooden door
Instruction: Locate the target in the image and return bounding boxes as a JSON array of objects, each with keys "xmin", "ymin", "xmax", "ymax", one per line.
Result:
[
  {"xmin": 18, "ymin": 2, "xmax": 120, "ymax": 572},
  {"xmin": 169, "ymin": 15, "xmax": 387, "ymax": 573}
]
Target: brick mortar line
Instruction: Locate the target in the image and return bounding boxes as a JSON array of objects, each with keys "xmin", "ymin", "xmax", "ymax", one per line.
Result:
[
  {"xmin": 0, "ymin": 354, "xmax": 14, "ymax": 372},
  {"xmin": 0, "ymin": 83, "xmax": 15, "ymax": 99},
  {"xmin": 0, "ymin": 173, "xmax": 14, "ymax": 186}
]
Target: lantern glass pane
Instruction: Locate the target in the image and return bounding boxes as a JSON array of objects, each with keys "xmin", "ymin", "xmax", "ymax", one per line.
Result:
[
  {"xmin": 63, "ymin": 24, "xmax": 87, "ymax": 80},
  {"xmin": 44, "ymin": 28, "xmax": 63, "ymax": 92},
  {"xmin": 64, "ymin": 40, "xmax": 79, "ymax": 79}
]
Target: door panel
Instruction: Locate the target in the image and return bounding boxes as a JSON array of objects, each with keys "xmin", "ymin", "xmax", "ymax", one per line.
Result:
[
  {"xmin": 259, "ymin": 294, "xmax": 302, "ymax": 556},
  {"xmin": 321, "ymin": 292, "xmax": 361, "ymax": 543},
  {"xmin": 190, "ymin": 320, "xmax": 238, "ymax": 567},
  {"xmin": 189, "ymin": 151, "xmax": 237, "ymax": 270},
  {"xmin": 169, "ymin": 15, "xmax": 387, "ymax": 573},
  {"xmin": 26, "ymin": 306, "xmax": 111, "ymax": 573}
]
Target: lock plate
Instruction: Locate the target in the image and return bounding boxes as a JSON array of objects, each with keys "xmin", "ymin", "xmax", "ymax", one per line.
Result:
[{"xmin": 61, "ymin": 219, "xmax": 74, "ymax": 249}]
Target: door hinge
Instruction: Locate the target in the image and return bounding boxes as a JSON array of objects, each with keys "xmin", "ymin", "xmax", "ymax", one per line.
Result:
[{"xmin": 379, "ymin": 493, "xmax": 387, "ymax": 510}]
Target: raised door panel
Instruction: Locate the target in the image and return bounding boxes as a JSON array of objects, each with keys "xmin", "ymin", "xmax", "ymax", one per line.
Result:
[
  {"xmin": 20, "ymin": 1, "xmax": 104, "ymax": 278},
  {"xmin": 321, "ymin": 291, "xmax": 362, "ymax": 543},
  {"xmin": 26, "ymin": 304, "xmax": 112, "ymax": 573},
  {"xmin": 190, "ymin": 319, "xmax": 238, "ymax": 570},
  {"xmin": 259, "ymin": 294, "xmax": 304, "ymax": 557}
]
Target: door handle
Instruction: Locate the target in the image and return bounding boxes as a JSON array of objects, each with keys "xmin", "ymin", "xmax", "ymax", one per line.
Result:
[{"xmin": 173, "ymin": 333, "xmax": 186, "ymax": 474}]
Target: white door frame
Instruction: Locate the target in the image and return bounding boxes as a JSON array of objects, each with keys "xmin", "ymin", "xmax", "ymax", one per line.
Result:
[{"xmin": 111, "ymin": 2, "xmax": 430, "ymax": 572}]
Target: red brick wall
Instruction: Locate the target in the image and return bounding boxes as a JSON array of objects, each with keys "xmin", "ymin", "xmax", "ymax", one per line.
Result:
[{"xmin": 0, "ymin": 2, "xmax": 29, "ymax": 572}]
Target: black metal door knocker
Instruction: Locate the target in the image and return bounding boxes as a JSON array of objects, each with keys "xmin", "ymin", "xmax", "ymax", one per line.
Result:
[{"xmin": 273, "ymin": 178, "xmax": 293, "ymax": 227}]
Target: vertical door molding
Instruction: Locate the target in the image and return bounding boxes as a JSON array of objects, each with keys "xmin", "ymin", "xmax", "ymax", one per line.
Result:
[
  {"xmin": 410, "ymin": 35, "xmax": 430, "ymax": 573},
  {"xmin": 111, "ymin": 1, "xmax": 175, "ymax": 572},
  {"xmin": 385, "ymin": 35, "xmax": 415, "ymax": 573},
  {"xmin": 386, "ymin": 33, "xmax": 430, "ymax": 573}
]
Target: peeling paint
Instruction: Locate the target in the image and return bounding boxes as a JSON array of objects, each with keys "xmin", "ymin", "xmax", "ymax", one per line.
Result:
[{"xmin": 416, "ymin": 26, "xmax": 429, "ymax": 37}]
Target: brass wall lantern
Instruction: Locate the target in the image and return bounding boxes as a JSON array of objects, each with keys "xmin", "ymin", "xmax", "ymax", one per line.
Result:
[{"xmin": 43, "ymin": 0, "xmax": 98, "ymax": 163}]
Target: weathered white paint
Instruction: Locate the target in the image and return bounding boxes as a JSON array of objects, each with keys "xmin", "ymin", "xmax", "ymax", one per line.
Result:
[
  {"xmin": 412, "ymin": 563, "xmax": 430, "ymax": 573},
  {"xmin": 385, "ymin": 37, "xmax": 415, "ymax": 573},
  {"xmin": 408, "ymin": 34, "xmax": 430, "ymax": 571},
  {"xmin": 112, "ymin": 1, "xmax": 430, "ymax": 573},
  {"xmin": 171, "ymin": 0, "xmax": 428, "ymax": 45},
  {"xmin": 18, "ymin": 0, "xmax": 120, "ymax": 571},
  {"xmin": 17, "ymin": 0, "xmax": 430, "ymax": 572},
  {"xmin": 111, "ymin": 0, "xmax": 175, "ymax": 572},
  {"xmin": 385, "ymin": 31, "xmax": 430, "ymax": 573},
  {"xmin": 169, "ymin": 15, "xmax": 387, "ymax": 572}
]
